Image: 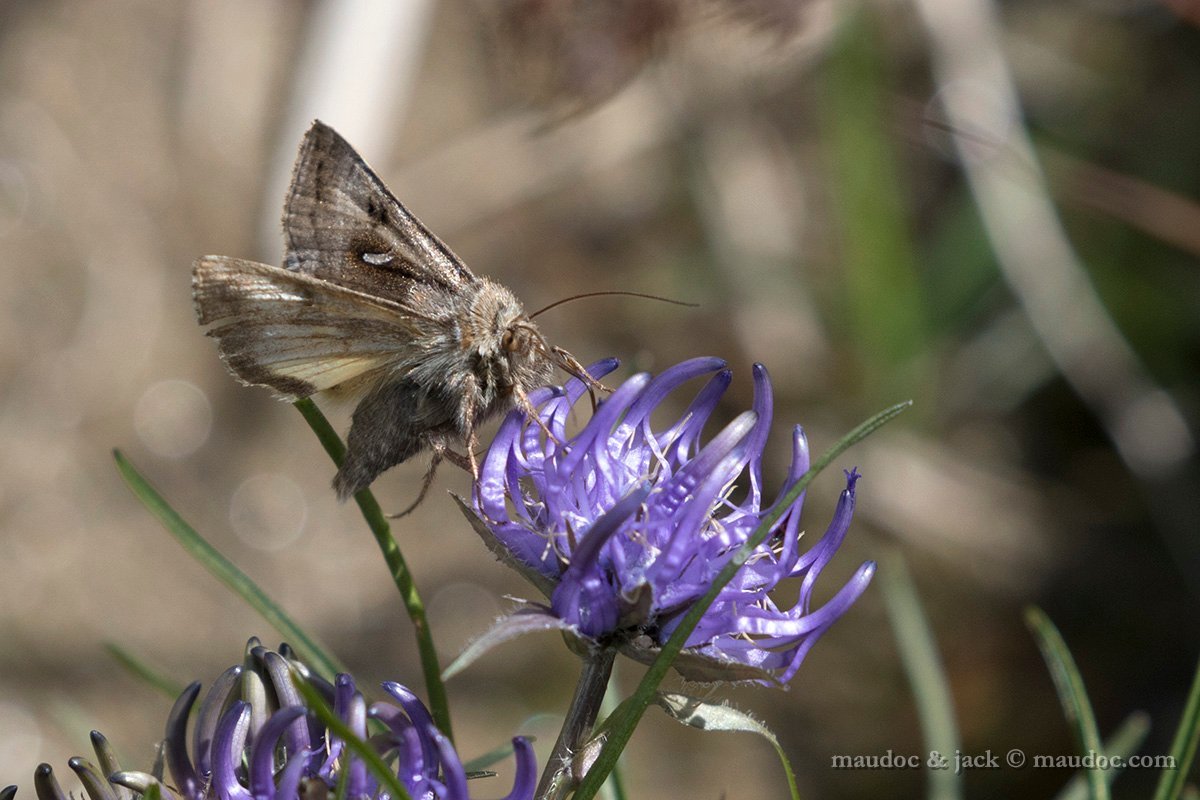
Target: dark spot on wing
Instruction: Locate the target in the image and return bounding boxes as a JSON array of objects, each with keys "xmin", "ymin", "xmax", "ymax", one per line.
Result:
[{"xmin": 365, "ymin": 197, "xmax": 389, "ymax": 226}]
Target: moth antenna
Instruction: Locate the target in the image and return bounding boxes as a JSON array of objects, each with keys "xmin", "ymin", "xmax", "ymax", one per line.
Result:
[{"xmin": 529, "ymin": 291, "xmax": 697, "ymax": 320}]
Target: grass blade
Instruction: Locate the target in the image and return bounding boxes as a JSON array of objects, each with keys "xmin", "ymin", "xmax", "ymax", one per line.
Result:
[
  {"xmin": 104, "ymin": 642, "xmax": 184, "ymax": 700},
  {"xmin": 823, "ymin": 5, "xmax": 929, "ymax": 406},
  {"xmin": 291, "ymin": 674, "xmax": 412, "ymax": 800},
  {"xmin": 113, "ymin": 449, "xmax": 343, "ymax": 679},
  {"xmin": 1025, "ymin": 606, "xmax": 1108, "ymax": 800},
  {"xmin": 1153, "ymin": 655, "xmax": 1200, "ymax": 800},
  {"xmin": 879, "ymin": 550, "xmax": 962, "ymax": 800},
  {"xmin": 1056, "ymin": 712, "xmax": 1151, "ymax": 800}
]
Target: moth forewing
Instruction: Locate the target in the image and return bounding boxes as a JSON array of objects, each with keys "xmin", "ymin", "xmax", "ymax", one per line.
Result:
[
  {"xmin": 193, "ymin": 121, "xmax": 574, "ymax": 507},
  {"xmin": 282, "ymin": 121, "xmax": 475, "ymax": 298},
  {"xmin": 192, "ymin": 255, "xmax": 423, "ymax": 399}
]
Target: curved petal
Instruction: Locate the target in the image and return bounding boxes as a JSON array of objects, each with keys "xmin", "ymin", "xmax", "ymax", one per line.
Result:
[
  {"xmin": 499, "ymin": 737, "xmax": 538, "ymax": 800},
  {"xmin": 210, "ymin": 703, "xmax": 252, "ymax": 800},
  {"xmin": 163, "ymin": 683, "xmax": 201, "ymax": 800},
  {"xmin": 248, "ymin": 707, "xmax": 306, "ymax": 797},
  {"xmin": 380, "ymin": 683, "xmax": 438, "ymax": 772},
  {"xmin": 193, "ymin": 666, "xmax": 242, "ymax": 781}
]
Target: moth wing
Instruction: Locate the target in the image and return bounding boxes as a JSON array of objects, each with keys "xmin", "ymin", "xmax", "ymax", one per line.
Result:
[
  {"xmin": 283, "ymin": 120, "xmax": 476, "ymax": 302},
  {"xmin": 193, "ymin": 255, "xmax": 425, "ymax": 398}
]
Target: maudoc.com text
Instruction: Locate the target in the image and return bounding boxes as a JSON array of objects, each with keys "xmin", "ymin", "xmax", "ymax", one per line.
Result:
[{"xmin": 831, "ymin": 750, "xmax": 1176, "ymax": 774}]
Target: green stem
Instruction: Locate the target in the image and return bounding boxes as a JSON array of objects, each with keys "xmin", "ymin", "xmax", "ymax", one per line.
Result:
[{"xmin": 293, "ymin": 398, "xmax": 453, "ymax": 743}]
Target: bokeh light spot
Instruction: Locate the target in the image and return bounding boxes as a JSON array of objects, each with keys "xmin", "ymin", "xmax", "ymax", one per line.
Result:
[
  {"xmin": 229, "ymin": 473, "xmax": 307, "ymax": 551},
  {"xmin": 134, "ymin": 379, "xmax": 212, "ymax": 459}
]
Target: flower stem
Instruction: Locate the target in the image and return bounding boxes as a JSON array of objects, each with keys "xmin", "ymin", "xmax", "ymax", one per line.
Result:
[
  {"xmin": 535, "ymin": 648, "xmax": 617, "ymax": 800},
  {"xmin": 293, "ymin": 399, "xmax": 454, "ymax": 743}
]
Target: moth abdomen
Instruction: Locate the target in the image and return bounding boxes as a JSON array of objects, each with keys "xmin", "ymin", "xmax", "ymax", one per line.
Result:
[{"xmin": 334, "ymin": 376, "xmax": 454, "ymax": 500}]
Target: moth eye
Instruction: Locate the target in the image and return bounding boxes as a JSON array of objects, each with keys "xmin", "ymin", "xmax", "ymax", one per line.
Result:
[
  {"xmin": 361, "ymin": 251, "xmax": 394, "ymax": 266},
  {"xmin": 502, "ymin": 330, "xmax": 516, "ymax": 352}
]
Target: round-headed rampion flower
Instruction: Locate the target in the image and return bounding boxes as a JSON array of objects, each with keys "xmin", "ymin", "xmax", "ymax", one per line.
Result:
[
  {"xmin": 15, "ymin": 639, "xmax": 535, "ymax": 800},
  {"xmin": 467, "ymin": 358, "xmax": 875, "ymax": 684}
]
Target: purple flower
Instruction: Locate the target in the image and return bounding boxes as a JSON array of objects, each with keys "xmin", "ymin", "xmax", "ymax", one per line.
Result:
[
  {"xmin": 465, "ymin": 358, "xmax": 875, "ymax": 684},
  {"xmin": 19, "ymin": 640, "xmax": 536, "ymax": 800}
]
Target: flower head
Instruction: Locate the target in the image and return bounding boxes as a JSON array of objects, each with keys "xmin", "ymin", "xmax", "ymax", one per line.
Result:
[
  {"xmin": 468, "ymin": 358, "xmax": 875, "ymax": 684},
  {"xmin": 19, "ymin": 640, "xmax": 535, "ymax": 800}
]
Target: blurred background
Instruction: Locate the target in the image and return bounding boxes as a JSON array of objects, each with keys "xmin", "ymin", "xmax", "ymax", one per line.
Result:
[{"xmin": 2, "ymin": 0, "xmax": 1199, "ymax": 797}]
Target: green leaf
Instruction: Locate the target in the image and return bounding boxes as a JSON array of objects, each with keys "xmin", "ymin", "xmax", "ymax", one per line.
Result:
[
  {"xmin": 104, "ymin": 641, "xmax": 185, "ymax": 700},
  {"xmin": 442, "ymin": 608, "xmax": 580, "ymax": 681},
  {"xmin": 292, "ymin": 398, "xmax": 453, "ymax": 742},
  {"xmin": 1025, "ymin": 606, "xmax": 1109, "ymax": 800},
  {"xmin": 291, "ymin": 671, "xmax": 413, "ymax": 800},
  {"xmin": 602, "ymin": 661, "xmax": 628, "ymax": 800},
  {"xmin": 1153, "ymin": 654, "xmax": 1200, "ymax": 800},
  {"xmin": 654, "ymin": 693, "xmax": 800, "ymax": 800},
  {"xmin": 879, "ymin": 550, "xmax": 962, "ymax": 800},
  {"xmin": 1055, "ymin": 712, "xmax": 1151, "ymax": 800},
  {"xmin": 112, "ymin": 449, "xmax": 343, "ymax": 679},
  {"xmin": 573, "ymin": 400, "xmax": 911, "ymax": 800}
]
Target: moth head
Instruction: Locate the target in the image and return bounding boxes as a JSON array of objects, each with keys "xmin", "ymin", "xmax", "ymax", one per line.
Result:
[
  {"xmin": 500, "ymin": 317, "xmax": 555, "ymax": 384},
  {"xmin": 501, "ymin": 320, "xmax": 543, "ymax": 358},
  {"xmin": 467, "ymin": 283, "xmax": 554, "ymax": 393}
]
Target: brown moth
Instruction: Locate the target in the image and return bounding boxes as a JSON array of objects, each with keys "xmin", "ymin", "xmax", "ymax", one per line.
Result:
[{"xmin": 193, "ymin": 121, "xmax": 588, "ymax": 509}]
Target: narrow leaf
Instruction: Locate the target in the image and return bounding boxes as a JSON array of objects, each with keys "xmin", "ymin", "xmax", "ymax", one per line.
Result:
[
  {"xmin": 293, "ymin": 398, "xmax": 453, "ymax": 742},
  {"xmin": 104, "ymin": 642, "xmax": 185, "ymax": 700},
  {"xmin": 601, "ymin": 661, "xmax": 628, "ymax": 800},
  {"xmin": 879, "ymin": 550, "xmax": 962, "ymax": 800},
  {"xmin": 443, "ymin": 608, "xmax": 582, "ymax": 681},
  {"xmin": 655, "ymin": 693, "xmax": 799, "ymax": 800},
  {"xmin": 1025, "ymin": 606, "xmax": 1109, "ymax": 800},
  {"xmin": 1056, "ymin": 712, "xmax": 1151, "ymax": 800},
  {"xmin": 573, "ymin": 400, "xmax": 911, "ymax": 800},
  {"xmin": 112, "ymin": 449, "xmax": 343, "ymax": 679},
  {"xmin": 1154, "ymin": 654, "xmax": 1200, "ymax": 800},
  {"xmin": 290, "ymin": 674, "xmax": 412, "ymax": 800}
]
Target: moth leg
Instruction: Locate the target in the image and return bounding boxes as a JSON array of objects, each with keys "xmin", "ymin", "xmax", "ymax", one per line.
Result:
[
  {"xmin": 441, "ymin": 447, "xmax": 473, "ymax": 471},
  {"xmin": 467, "ymin": 429, "xmax": 481, "ymax": 480},
  {"xmin": 387, "ymin": 449, "xmax": 443, "ymax": 519},
  {"xmin": 513, "ymin": 384, "xmax": 559, "ymax": 445},
  {"xmin": 458, "ymin": 388, "xmax": 481, "ymax": 481}
]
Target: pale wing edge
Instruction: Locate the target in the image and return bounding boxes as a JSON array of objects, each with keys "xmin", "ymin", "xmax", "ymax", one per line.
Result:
[{"xmin": 192, "ymin": 256, "xmax": 423, "ymax": 396}]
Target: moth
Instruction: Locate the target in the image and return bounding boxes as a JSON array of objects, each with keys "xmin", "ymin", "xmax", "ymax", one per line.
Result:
[{"xmin": 193, "ymin": 121, "xmax": 591, "ymax": 510}]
